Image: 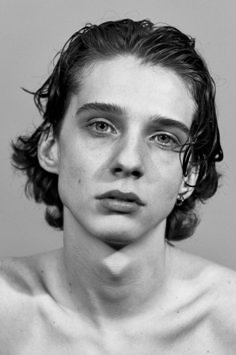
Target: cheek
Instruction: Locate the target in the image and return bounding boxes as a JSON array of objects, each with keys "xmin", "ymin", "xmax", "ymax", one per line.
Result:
[
  {"xmin": 57, "ymin": 150, "xmax": 87, "ymax": 204},
  {"xmin": 150, "ymin": 153, "xmax": 183, "ymax": 186},
  {"xmin": 144, "ymin": 179, "xmax": 181, "ymax": 228},
  {"xmin": 150, "ymin": 180, "xmax": 180, "ymax": 208},
  {"xmin": 148, "ymin": 158, "xmax": 183, "ymax": 207}
]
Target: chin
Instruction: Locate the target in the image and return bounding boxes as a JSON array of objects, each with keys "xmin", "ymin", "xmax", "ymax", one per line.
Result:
[
  {"xmin": 92, "ymin": 220, "xmax": 142, "ymax": 243},
  {"xmin": 96, "ymin": 228, "xmax": 139, "ymax": 242}
]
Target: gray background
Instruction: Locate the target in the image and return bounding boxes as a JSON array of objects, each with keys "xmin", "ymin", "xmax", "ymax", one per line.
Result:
[{"xmin": 0, "ymin": 0, "xmax": 235, "ymax": 269}]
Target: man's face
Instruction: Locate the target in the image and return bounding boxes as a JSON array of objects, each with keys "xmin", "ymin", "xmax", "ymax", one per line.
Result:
[{"xmin": 54, "ymin": 56, "xmax": 195, "ymax": 247}]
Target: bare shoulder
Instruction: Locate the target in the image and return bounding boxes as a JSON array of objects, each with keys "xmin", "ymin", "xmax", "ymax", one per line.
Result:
[
  {"xmin": 0, "ymin": 253, "xmax": 44, "ymax": 316},
  {"xmin": 171, "ymin": 246, "xmax": 236, "ymax": 335},
  {"xmin": 202, "ymin": 256, "xmax": 236, "ymax": 331},
  {"xmin": 170, "ymin": 245, "xmax": 236, "ymax": 286},
  {"xmin": 0, "ymin": 249, "xmax": 62, "ymax": 300},
  {"xmin": 174, "ymin": 245, "xmax": 236, "ymax": 299},
  {"xmin": 0, "ymin": 250, "xmax": 61, "ymax": 335},
  {"xmin": 199, "ymin": 254, "xmax": 236, "ymax": 343}
]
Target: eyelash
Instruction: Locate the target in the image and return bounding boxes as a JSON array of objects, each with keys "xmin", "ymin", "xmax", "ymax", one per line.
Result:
[
  {"xmin": 87, "ymin": 120, "xmax": 117, "ymax": 135},
  {"xmin": 150, "ymin": 132, "xmax": 180, "ymax": 150},
  {"xmin": 87, "ymin": 120, "xmax": 180, "ymax": 150}
]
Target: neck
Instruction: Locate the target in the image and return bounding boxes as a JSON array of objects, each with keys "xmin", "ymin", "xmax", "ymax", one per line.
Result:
[{"xmin": 60, "ymin": 210, "xmax": 171, "ymax": 324}]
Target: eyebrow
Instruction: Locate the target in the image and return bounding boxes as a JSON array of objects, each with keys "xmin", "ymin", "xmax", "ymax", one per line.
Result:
[
  {"xmin": 76, "ymin": 102, "xmax": 124, "ymax": 116},
  {"xmin": 76, "ymin": 102, "xmax": 190, "ymax": 135},
  {"xmin": 149, "ymin": 116, "xmax": 190, "ymax": 135}
]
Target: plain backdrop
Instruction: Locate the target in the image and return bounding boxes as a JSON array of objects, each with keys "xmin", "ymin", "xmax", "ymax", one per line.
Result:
[{"xmin": 0, "ymin": 0, "xmax": 235, "ymax": 269}]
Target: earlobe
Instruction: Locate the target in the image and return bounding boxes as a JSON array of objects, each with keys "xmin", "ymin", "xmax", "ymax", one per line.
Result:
[{"xmin": 37, "ymin": 126, "xmax": 59, "ymax": 174}]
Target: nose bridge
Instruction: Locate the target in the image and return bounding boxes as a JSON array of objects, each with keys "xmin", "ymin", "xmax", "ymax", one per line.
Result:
[
  {"xmin": 121, "ymin": 129, "xmax": 142, "ymax": 160},
  {"xmin": 111, "ymin": 127, "xmax": 145, "ymax": 177}
]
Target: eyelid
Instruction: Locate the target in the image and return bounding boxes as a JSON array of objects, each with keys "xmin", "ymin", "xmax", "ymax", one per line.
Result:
[
  {"xmin": 87, "ymin": 118, "xmax": 118, "ymax": 134},
  {"xmin": 151, "ymin": 131, "xmax": 180, "ymax": 143}
]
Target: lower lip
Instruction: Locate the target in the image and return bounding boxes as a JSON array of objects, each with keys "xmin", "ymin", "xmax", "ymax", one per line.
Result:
[{"xmin": 98, "ymin": 198, "xmax": 141, "ymax": 213}]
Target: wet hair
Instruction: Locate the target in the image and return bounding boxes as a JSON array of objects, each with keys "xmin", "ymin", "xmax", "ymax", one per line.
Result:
[{"xmin": 11, "ymin": 18, "xmax": 223, "ymax": 241}]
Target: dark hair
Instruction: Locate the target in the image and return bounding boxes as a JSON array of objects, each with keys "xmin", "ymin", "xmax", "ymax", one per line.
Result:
[{"xmin": 11, "ymin": 18, "xmax": 223, "ymax": 241}]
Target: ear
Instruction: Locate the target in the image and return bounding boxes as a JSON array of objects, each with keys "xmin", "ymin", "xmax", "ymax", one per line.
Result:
[
  {"xmin": 37, "ymin": 126, "xmax": 59, "ymax": 174},
  {"xmin": 178, "ymin": 165, "xmax": 199, "ymax": 200}
]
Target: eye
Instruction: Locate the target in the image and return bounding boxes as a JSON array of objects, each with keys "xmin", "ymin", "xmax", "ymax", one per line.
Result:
[
  {"xmin": 88, "ymin": 120, "xmax": 116, "ymax": 135},
  {"xmin": 151, "ymin": 132, "xmax": 180, "ymax": 150}
]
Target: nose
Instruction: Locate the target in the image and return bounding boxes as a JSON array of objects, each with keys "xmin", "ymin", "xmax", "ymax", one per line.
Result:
[{"xmin": 110, "ymin": 134, "xmax": 144, "ymax": 180}]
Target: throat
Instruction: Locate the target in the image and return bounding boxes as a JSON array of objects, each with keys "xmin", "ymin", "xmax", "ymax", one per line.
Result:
[
  {"xmin": 101, "ymin": 251, "xmax": 131, "ymax": 279},
  {"xmin": 62, "ymin": 213, "xmax": 169, "ymax": 320}
]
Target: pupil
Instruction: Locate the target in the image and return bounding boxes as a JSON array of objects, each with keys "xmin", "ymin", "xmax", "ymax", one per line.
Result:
[
  {"xmin": 160, "ymin": 135, "xmax": 169, "ymax": 143},
  {"xmin": 99, "ymin": 123, "xmax": 106, "ymax": 130}
]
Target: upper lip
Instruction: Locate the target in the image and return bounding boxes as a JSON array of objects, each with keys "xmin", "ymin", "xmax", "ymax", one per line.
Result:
[{"xmin": 96, "ymin": 190, "xmax": 145, "ymax": 206}]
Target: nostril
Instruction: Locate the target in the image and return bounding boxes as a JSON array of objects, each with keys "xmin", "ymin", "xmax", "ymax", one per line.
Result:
[
  {"xmin": 132, "ymin": 170, "xmax": 142, "ymax": 179},
  {"xmin": 112, "ymin": 167, "xmax": 123, "ymax": 175},
  {"xmin": 111, "ymin": 164, "xmax": 143, "ymax": 179}
]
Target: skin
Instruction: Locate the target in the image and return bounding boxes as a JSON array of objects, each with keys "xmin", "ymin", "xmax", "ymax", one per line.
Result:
[{"xmin": 1, "ymin": 56, "xmax": 236, "ymax": 354}]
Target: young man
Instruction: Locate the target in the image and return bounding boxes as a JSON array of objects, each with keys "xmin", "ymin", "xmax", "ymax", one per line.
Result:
[{"xmin": 1, "ymin": 19, "xmax": 236, "ymax": 354}]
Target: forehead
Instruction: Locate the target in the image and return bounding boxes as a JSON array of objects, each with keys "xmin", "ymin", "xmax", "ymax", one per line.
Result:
[{"xmin": 72, "ymin": 56, "xmax": 195, "ymax": 127}]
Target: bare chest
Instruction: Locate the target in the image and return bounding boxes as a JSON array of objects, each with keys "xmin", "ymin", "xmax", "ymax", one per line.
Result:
[{"xmin": 2, "ymin": 309, "xmax": 235, "ymax": 355}]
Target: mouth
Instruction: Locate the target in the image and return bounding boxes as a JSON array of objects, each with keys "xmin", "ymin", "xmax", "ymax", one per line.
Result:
[
  {"xmin": 96, "ymin": 190, "xmax": 145, "ymax": 205},
  {"xmin": 96, "ymin": 190, "xmax": 145, "ymax": 214}
]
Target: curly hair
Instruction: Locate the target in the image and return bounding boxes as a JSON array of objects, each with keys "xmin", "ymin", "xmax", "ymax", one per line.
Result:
[{"xmin": 11, "ymin": 18, "xmax": 223, "ymax": 241}]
